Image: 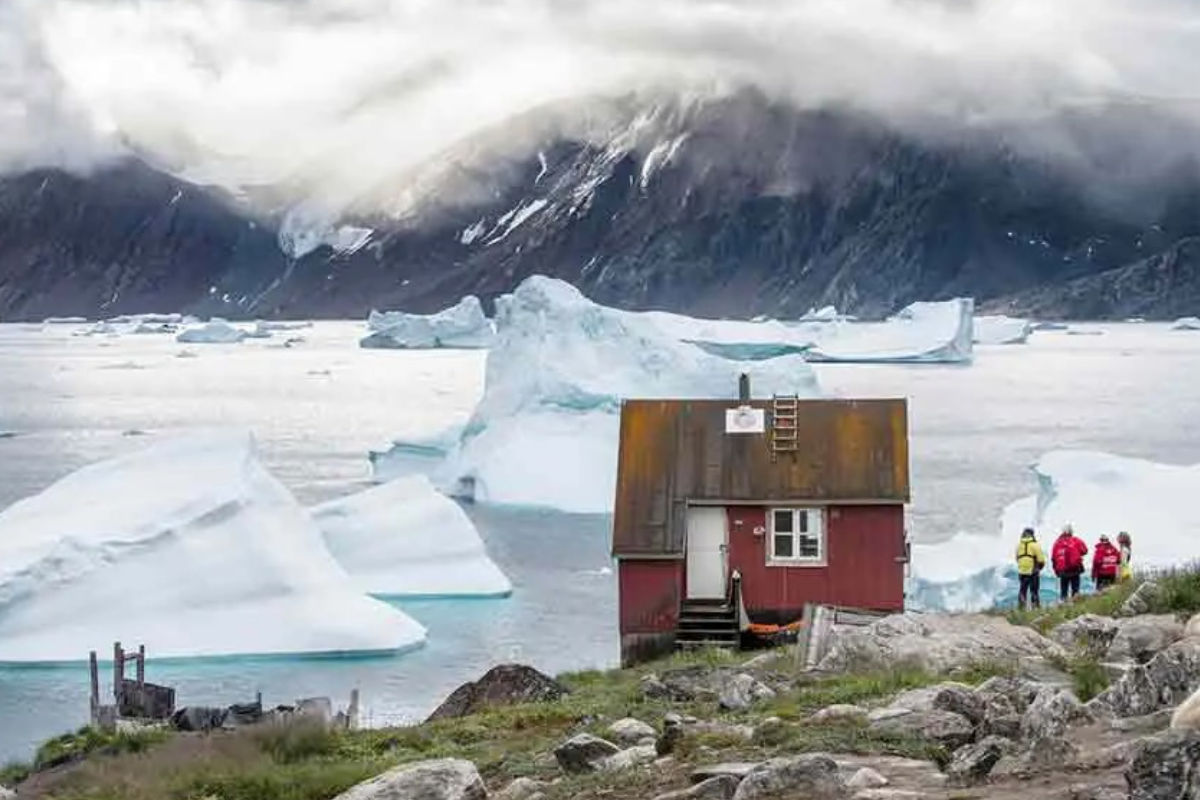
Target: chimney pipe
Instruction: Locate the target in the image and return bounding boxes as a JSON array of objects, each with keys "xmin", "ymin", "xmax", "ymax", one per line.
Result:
[{"xmin": 738, "ymin": 373, "xmax": 750, "ymax": 403}]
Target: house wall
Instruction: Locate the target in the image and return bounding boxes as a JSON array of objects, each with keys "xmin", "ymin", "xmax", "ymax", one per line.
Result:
[
  {"xmin": 618, "ymin": 559, "xmax": 684, "ymax": 666},
  {"xmin": 726, "ymin": 504, "xmax": 905, "ymax": 623}
]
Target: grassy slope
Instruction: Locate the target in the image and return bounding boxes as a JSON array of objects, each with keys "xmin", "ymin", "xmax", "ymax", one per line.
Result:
[{"xmin": 9, "ymin": 650, "xmax": 1011, "ymax": 800}]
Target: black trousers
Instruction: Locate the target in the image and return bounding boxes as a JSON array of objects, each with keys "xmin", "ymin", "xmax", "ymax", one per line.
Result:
[
  {"xmin": 1095, "ymin": 575, "xmax": 1116, "ymax": 591},
  {"xmin": 1018, "ymin": 572, "xmax": 1041, "ymax": 609},
  {"xmin": 1059, "ymin": 573, "xmax": 1081, "ymax": 600}
]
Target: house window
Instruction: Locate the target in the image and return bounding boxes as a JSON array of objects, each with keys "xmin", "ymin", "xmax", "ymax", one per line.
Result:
[{"xmin": 769, "ymin": 508, "xmax": 825, "ymax": 564}]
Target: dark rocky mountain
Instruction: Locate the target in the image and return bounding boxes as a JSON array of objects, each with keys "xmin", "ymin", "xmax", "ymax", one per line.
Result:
[{"xmin": 2, "ymin": 92, "xmax": 1199, "ymax": 321}]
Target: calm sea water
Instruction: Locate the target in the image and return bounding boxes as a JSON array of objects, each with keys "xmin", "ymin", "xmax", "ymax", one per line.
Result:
[{"xmin": 0, "ymin": 320, "xmax": 1198, "ymax": 759}]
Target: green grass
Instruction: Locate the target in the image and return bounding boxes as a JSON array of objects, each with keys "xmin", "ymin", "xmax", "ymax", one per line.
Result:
[
  {"xmin": 16, "ymin": 649, "xmax": 1015, "ymax": 800},
  {"xmin": 1006, "ymin": 565, "xmax": 1200, "ymax": 635},
  {"xmin": 1046, "ymin": 653, "xmax": 1110, "ymax": 702}
]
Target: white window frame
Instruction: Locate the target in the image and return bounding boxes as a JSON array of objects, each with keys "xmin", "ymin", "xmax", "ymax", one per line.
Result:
[{"xmin": 767, "ymin": 507, "xmax": 826, "ymax": 567}]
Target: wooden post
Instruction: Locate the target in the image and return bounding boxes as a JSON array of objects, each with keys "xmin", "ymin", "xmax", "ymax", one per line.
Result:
[
  {"xmin": 112, "ymin": 641, "xmax": 122, "ymax": 706},
  {"xmin": 136, "ymin": 644, "xmax": 145, "ymax": 687},
  {"xmin": 89, "ymin": 651, "xmax": 100, "ymax": 724}
]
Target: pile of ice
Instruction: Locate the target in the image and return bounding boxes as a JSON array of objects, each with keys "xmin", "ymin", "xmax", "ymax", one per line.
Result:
[
  {"xmin": 176, "ymin": 319, "xmax": 248, "ymax": 344},
  {"xmin": 974, "ymin": 315, "xmax": 1032, "ymax": 345},
  {"xmin": 382, "ymin": 275, "xmax": 819, "ymax": 513},
  {"xmin": 800, "ymin": 305, "xmax": 844, "ymax": 322},
  {"xmin": 910, "ymin": 450, "xmax": 1200, "ymax": 611},
  {"xmin": 806, "ymin": 299, "xmax": 974, "ymax": 363},
  {"xmin": 1172, "ymin": 317, "xmax": 1200, "ymax": 331},
  {"xmin": 311, "ymin": 476, "xmax": 510, "ymax": 598},
  {"xmin": 0, "ymin": 431, "xmax": 425, "ymax": 661},
  {"xmin": 361, "ymin": 296, "xmax": 494, "ymax": 350}
]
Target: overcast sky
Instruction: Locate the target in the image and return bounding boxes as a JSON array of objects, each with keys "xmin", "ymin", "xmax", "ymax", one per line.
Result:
[{"xmin": 7, "ymin": 0, "xmax": 1200, "ymax": 215}]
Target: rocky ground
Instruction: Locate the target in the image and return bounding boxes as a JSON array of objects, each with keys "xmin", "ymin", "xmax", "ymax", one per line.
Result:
[{"xmin": 9, "ymin": 578, "xmax": 1200, "ymax": 800}]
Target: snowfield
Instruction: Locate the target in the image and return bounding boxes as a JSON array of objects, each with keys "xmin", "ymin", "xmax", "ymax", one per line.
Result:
[
  {"xmin": 311, "ymin": 475, "xmax": 511, "ymax": 598},
  {"xmin": 0, "ymin": 431, "xmax": 426, "ymax": 662}
]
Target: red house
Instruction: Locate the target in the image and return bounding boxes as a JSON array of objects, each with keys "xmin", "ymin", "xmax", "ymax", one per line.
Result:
[{"xmin": 611, "ymin": 388, "xmax": 910, "ymax": 665}]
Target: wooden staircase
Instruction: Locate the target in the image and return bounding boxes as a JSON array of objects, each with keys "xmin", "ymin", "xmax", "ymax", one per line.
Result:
[{"xmin": 675, "ymin": 599, "xmax": 740, "ymax": 651}]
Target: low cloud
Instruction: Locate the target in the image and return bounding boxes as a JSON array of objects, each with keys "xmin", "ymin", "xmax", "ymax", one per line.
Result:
[{"xmin": 8, "ymin": 0, "xmax": 1200, "ymax": 216}]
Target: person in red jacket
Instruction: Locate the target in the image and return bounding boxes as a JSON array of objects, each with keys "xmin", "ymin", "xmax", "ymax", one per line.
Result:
[
  {"xmin": 1051, "ymin": 525, "xmax": 1088, "ymax": 601},
  {"xmin": 1092, "ymin": 534, "xmax": 1122, "ymax": 591}
]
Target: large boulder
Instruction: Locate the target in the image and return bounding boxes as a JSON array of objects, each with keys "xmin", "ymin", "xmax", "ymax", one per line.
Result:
[
  {"xmin": 1185, "ymin": 613, "xmax": 1200, "ymax": 639},
  {"xmin": 1170, "ymin": 686, "xmax": 1200, "ymax": 731},
  {"xmin": 1020, "ymin": 687, "xmax": 1092, "ymax": 741},
  {"xmin": 816, "ymin": 613, "xmax": 1063, "ymax": 673},
  {"xmin": 732, "ymin": 755, "xmax": 847, "ymax": 800},
  {"xmin": 428, "ymin": 664, "xmax": 568, "ymax": 720},
  {"xmin": 1119, "ymin": 581, "xmax": 1161, "ymax": 618},
  {"xmin": 1125, "ymin": 729, "xmax": 1200, "ymax": 799},
  {"xmin": 974, "ymin": 677, "xmax": 1041, "ymax": 739},
  {"xmin": 170, "ymin": 706, "xmax": 227, "ymax": 732},
  {"xmin": 1108, "ymin": 615, "xmax": 1185, "ymax": 664},
  {"xmin": 868, "ymin": 708, "xmax": 974, "ymax": 750},
  {"xmin": 946, "ymin": 736, "xmax": 1010, "ymax": 786},
  {"xmin": 554, "ymin": 733, "xmax": 621, "ymax": 774},
  {"xmin": 653, "ymin": 776, "xmax": 740, "ymax": 800},
  {"xmin": 718, "ymin": 673, "xmax": 777, "ymax": 711},
  {"xmin": 600, "ymin": 744, "xmax": 658, "ymax": 772},
  {"xmin": 332, "ymin": 759, "xmax": 486, "ymax": 800},
  {"xmin": 888, "ymin": 682, "xmax": 984, "ymax": 725},
  {"xmin": 608, "ymin": 717, "xmax": 657, "ymax": 746},
  {"xmin": 1050, "ymin": 614, "xmax": 1121, "ymax": 658},
  {"xmin": 1091, "ymin": 639, "xmax": 1200, "ymax": 718}
]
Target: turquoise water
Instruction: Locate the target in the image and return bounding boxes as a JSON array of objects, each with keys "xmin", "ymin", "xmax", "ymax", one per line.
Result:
[{"xmin": 0, "ymin": 504, "xmax": 616, "ymax": 760}]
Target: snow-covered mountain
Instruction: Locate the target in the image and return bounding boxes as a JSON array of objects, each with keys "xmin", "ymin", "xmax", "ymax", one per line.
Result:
[{"xmin": 3, "ymin": 91, "xmax": 1200, "ymax": 321}]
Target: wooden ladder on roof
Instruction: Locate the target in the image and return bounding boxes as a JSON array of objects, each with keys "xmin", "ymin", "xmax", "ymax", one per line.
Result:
[{"xmin": 771, "ymin": 394, "xmax": 800, "ymax": 461}]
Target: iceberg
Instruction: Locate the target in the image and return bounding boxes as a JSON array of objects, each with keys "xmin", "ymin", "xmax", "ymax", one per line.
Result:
[
  {"xmin": 973, "ymin": 315, "xmax": 1032, "ymax": 345},
  {"xmin": 361, "ymin": 296, "xmax": 495, "ymax": 350},
  {"xmin": 1031, "ymin": 321, "xmax": 1070, "ymax": 331},
  {"xmin": 311, "ymin": 476, "xmax": 510, "ymax": 598},
  {"xmin": 0, "ymin": 431, "xmax": 425, "ymax": 662},
  {"xmin": 910, "ymin": 450, "xmax": 1200, "ymax": 611},
  {"xmin": 176, "ymin": 319, "xmax": 247, "ymax": 344},
  {"xmin": 806, "ymin": 299, "xmax": 974, "ymax": 363},
  {"xmin": 431, "ymin": 276, "xmax": 819, "ymax": 513},
  {"xmin": 800, "ymin": 305, "xmax": 843, "ymax": 322},
  {"xmin": 1171, "ymin": 317, "xmax": 1200, "ymax": 331},
  {"xmin": 42, "ymin": 317, "xmax": 88, "ymax": 324}
]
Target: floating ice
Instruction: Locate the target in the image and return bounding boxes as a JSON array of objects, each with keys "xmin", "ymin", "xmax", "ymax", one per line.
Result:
[
  {"xmin": 806, "ymin": 299, "xmax": 974, "ymax": 363},
  {"xmin": 800, "ymin": 305, "xmax": 843, "ymax": 322},
  {"xmin": 176, "ymin": 319, "xmax": 247, "ymax": 344},
  {"xmin": 245, "ymin": 321, "xmax": 275, "ymax": 339},
  {"xmin": 974, "ymin": 315, "xmax": 1032, "ymax": 345},
  {"xmin": 41, "ymin": 317, "xmax": 87, "ymax": 324},
  {"xmin": 256, "ymin": 320, "xmax": 314, "ymax": 332},
  {"xmin": 0, "ymin": 431, "xmax": 425, "ymax": 662},
  {"xmin": 311, "ymin": 476, "xmax": 510, "ymax": 598},
  {"xmin": 1172, "ymin": 317, "xmax": 1200, "ymax": 331},
  {"xmin": 910, "ymin": 450, "xmax": 1200, "ymax": 611},
  {"xmin": 430, "ymin": 276, "xmax": 819, "ymax": 513},
  {"xmin": 1031, "ymin": 321, "xmax": 1070, "ymax": 331},
  {"xmin": 106, "ymin": 313, "xmax": 186, "ymax": 325},
  {"xmin": 361, "ymin": 296, "xmax": 494, "ymax": 350}
]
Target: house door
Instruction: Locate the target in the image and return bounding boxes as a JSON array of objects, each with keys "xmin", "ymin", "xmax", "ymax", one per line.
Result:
[{"xmin": 686, "ymin": 506, "xmax": 728, "ymax": 599}]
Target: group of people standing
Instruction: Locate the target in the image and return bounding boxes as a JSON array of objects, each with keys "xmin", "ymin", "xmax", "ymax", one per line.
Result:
[{"xmin": 1015, "ymin": 526, "xmax": 1133, "ymax": 609}]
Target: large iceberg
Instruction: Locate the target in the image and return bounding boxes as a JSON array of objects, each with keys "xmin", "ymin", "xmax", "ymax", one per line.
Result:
[
  {"xmin": 973, "ymin": 315, "xmax": 1032, "ymax": 345},
  {"xmin": 0, "ymin": 431, "xmax": 425, "ymax": 662},
  {"xmin": 1172, "ymin": 317, "xmax": 1200, "ymax": 331},
  {"xmin": 421, "ymin": 276, "xmax": 819, "ymax": 513},
  {"xmin": 361, "ymin": 296, "xmax": 495, "ymax": 350},
  {"xmin": 805, "ymin": 299, "xmax": 974, "ymax": 363},
  {"xmin": 311, "ymin": 476, "xmax": 510, "ymax": 598},
  {"xmin": 176, "ymin": 319, "xmax": 247, "ymax": 344},
  {"xmin": 910, "ymin": 450, "xmax": 1200, "ymax": 611}
]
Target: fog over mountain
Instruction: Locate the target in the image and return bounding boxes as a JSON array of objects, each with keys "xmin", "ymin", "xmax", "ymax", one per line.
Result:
[{"xmin": 3, "ymin": 0, "xmax": 1200, "ymax": 320}]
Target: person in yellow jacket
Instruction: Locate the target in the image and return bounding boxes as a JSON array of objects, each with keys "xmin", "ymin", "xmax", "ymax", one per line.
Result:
[
  {"xmin": 1118, "ymin": 531, "xmax": 1133, "ymax": 582},
  {"xmin": 1016, "ymin": 527, "xmax": 1046, "ymax": 610}
]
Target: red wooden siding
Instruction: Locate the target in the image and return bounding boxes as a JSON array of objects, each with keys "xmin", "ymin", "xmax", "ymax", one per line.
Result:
[
  {"xmin": 726, "ymin": 504, "xmax": 905, "ymax": 621},
  {"xmin": 618, "ymin": 560, "xmax": 684, "ymax": 634}
]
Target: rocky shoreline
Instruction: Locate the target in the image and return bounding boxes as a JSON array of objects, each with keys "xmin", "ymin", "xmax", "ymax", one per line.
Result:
[{"xmin": 10, "ymin": 578, "xmax": 1200, "ymax": 800}]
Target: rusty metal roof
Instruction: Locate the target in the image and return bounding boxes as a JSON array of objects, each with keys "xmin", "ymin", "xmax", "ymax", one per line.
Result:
[{"xmin": 612, "ymin": 398, "xmax": 909, "ymax": 557}]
